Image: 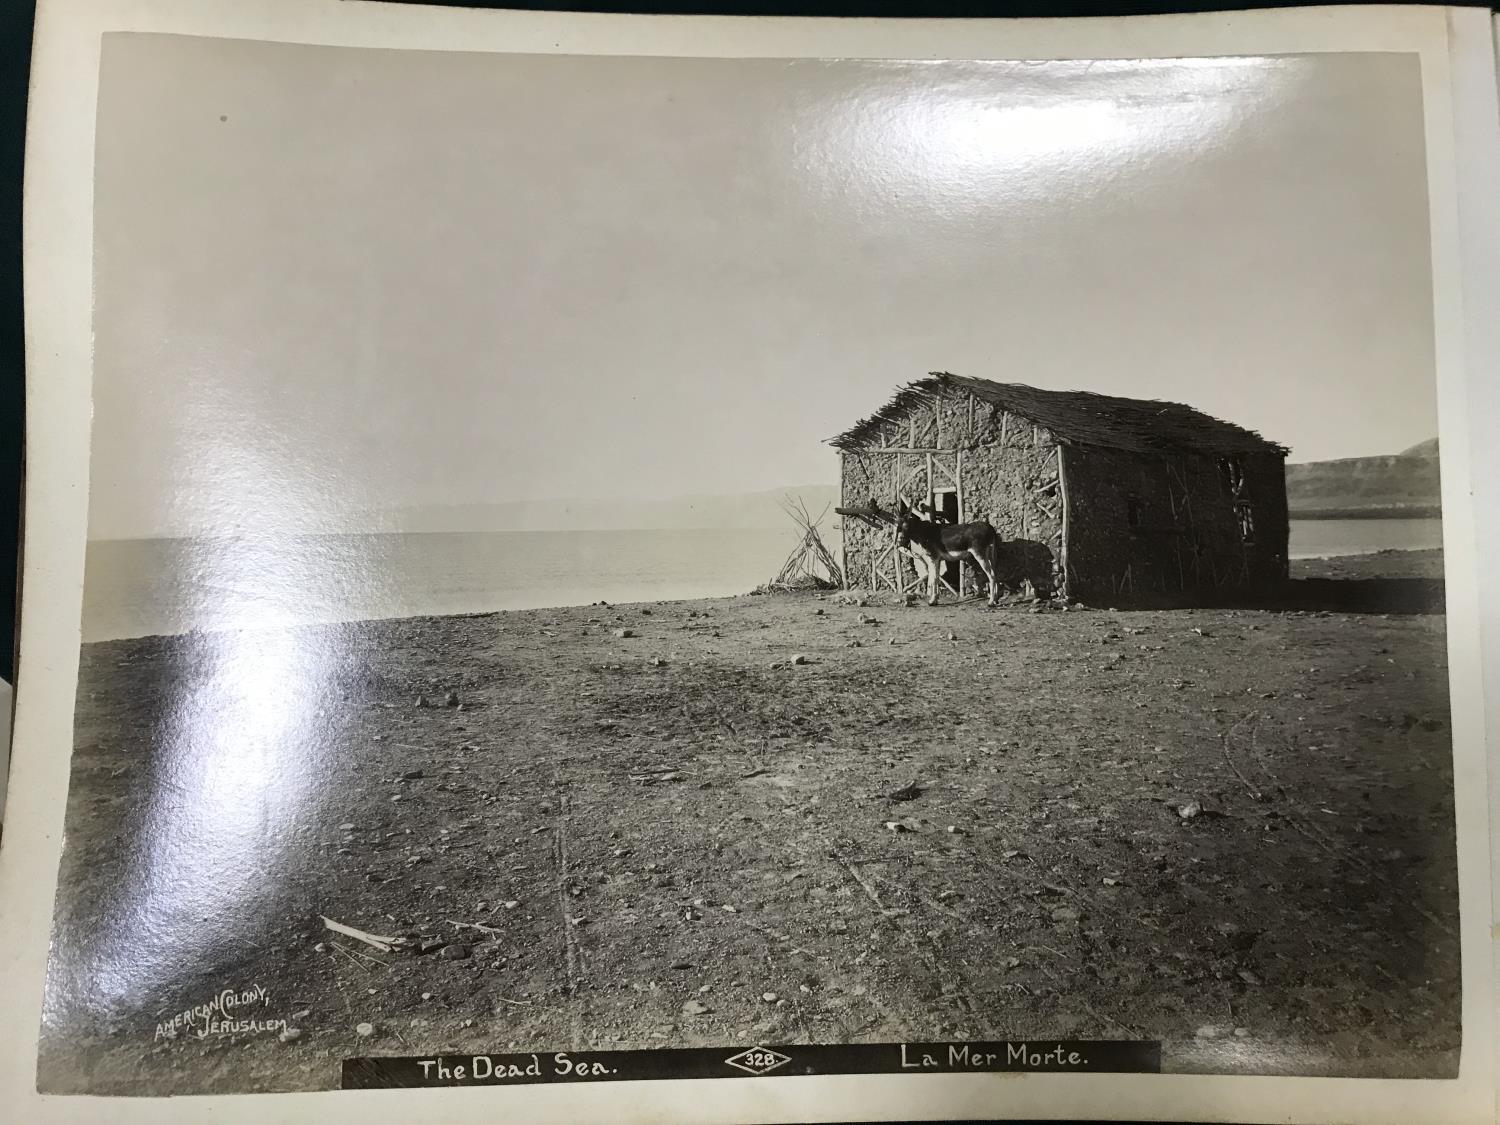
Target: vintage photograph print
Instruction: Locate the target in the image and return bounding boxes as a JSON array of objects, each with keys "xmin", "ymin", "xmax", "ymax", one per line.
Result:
[{"xmin": 39, "ymin": 34, "xmax": 1459, "ymax": 1094}]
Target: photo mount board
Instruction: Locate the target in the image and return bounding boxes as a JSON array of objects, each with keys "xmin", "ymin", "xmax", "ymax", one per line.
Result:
[{"xmin": 6, "ymin": 1, "xmax": 1500, "ymax": 1122}]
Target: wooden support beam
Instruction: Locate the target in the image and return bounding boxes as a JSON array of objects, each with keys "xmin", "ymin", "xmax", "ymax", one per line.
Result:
[
  {"xmin": 1057, "ymin": 444, "xmax": 1072, "ymax": 601},
  {"xmin": 956, "ymin": 449, "xmax": 966, "ymax": 594},
  {"xmin": 838, "ymin": 450, "xmax": 849, "ymax": 588},
  {"xmin": 842, "ymin": 443, "xmax": 1007, "ymax": 455}
]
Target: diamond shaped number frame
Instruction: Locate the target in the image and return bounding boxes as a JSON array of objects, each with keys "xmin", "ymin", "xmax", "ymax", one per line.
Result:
[{"xmin": 724, "ymin": 1046, "xmax": 791, "ymax": 1076}]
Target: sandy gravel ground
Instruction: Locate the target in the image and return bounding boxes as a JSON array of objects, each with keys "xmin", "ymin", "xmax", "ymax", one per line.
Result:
[{"xmin": 38, "ymin": 550, "xmax": 1459, "ymax": 1093}]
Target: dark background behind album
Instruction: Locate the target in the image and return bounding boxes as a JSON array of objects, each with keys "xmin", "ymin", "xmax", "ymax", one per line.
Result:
[{"xmin": 2, "ymin": 0, "xmax": 30, "ymax": 686}]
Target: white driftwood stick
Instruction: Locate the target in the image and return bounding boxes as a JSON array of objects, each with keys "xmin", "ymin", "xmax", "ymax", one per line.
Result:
[{"xmin": 321, "ymin": 915, "xmax": 396, "ymax": 953}]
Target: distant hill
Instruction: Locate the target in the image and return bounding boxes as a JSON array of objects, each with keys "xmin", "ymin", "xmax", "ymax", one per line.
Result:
[
  {"xmin": 1286, "ymin": 439, "xmax": 1441, "ymax": 519},
  {"xmin": 1399, "ymin": 437, "xmax": 1439, "ymax": 459},
  {"xmin": 382, "ymin": 484, "xmax": 842, "ymax": 534}
]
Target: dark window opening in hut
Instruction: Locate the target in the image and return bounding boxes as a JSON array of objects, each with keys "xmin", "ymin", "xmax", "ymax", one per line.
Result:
[
  {"xmin": 1218, "ymin": 456, "xmax": 1246, "ymax": 501},
  {"xmin": 1236, "ymin": 503, "xmax": 1256, "ymax": 545},
  {"xmin": 932, "ymin": 491, "xmax": 958, "ymax": 524}
]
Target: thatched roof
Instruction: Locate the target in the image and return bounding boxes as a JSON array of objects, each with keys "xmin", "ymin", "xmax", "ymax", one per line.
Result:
[{"xmin": 828, "ymin": 373, "xmax": 1288, "ymax": 457}]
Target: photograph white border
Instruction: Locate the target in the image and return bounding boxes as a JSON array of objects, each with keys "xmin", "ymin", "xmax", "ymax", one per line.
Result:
[{"xmin": 6, "ymin": 2, "xmax": 1498, "ymax": 1122}]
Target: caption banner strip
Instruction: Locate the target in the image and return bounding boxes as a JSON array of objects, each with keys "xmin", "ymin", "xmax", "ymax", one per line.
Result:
[{"xmin": 343, "ymin": 1040, "xmax": 1161, "ymax": 1088}]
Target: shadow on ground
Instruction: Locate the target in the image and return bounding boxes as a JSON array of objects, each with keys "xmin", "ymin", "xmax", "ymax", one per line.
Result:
[{"xmin": 1108, "ymin": 577, "xmax": 1444, "ymax": 616}]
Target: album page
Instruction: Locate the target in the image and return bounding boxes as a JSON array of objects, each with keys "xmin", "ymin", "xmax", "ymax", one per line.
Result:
[{"xmin": 5, "ymin": 2, "xmax": 1498, "ymax": 1122}]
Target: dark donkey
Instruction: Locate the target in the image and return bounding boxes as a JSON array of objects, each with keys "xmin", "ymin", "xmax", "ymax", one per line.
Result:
[{"xmin": 894, "ymin": 499, "xmax": 1003, "ymax": 607}]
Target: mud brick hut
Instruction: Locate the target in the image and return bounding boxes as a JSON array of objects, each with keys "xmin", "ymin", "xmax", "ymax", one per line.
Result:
[{"xmin": 830, "ymin": 373, "xmax": 1289, "ymax": 605}]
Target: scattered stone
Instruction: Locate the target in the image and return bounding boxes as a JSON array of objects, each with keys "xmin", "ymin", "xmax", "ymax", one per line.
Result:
[
  {"xmin": 292, "ymin": 1009, "xmax": 310, "ymax": 1020},
  {"xmin": 313, "ymin": 942, "xmax": 327, "ymax": 953},
  {"xmin": 355, "ymin": 1022, "xmax": 376, "ymax": 1038},
  {"xmin": 884, "ymin": 818, "xmax": 922, "ymax": 833},
  {"xmin": 417, "ymin": 937, "xmax": 447, "ymax": 955},
  {"xmin": 439, "ymin": 944, "xmax": 471, "ymax": 961},
  {"xmin": 415, "ymin": 695, "xmax": 432, "ymax": 709},
  {"xmin": 1233, "ymin": 1027, "xmax": 1251, "ymax": 1038},
  {"xmin": 1237, "ymin": 969, "xmax": 1261, "ymax": 986},
  {"xmin": 681, "ymin": 999, "xmax": 712, "ymax": 1016},
  {"xmin": 445, "ymin": 691, "xmax": 460, "ymax": 707},
  {"xmin": 279, "ymin": 1028, "xmax": 302, "ymax": 1044},
  {"xmin": 337, "ymin": 823, "xmax": 356, "ymax": 831},
  {"xmin": 1195, "ymin": 1025, "xmax": 1223, "ymax": 1040},
  {"xmin": 947, "ymin": 631, "xmax": 958, "ymax": 641},
  {"xmin": 792, "ymin": 654, "xmax": 809, "ymax": 665},
  {"xmin": 421, "ymin": 992, "xmax": 433, "ymax": 1001},
  {"xmin": 613, "ymin": 628, "xmax": 635, "ymax": 639},
  {"xmin": 401, "ymin": 769, "xmax": 424, "ymax": 781},
  {"xmin": 1102, "ymin": 877, "xmax": 1120, "ymax": 886},
  {"xmin": 1049, "ymin": 906, "xmax": 1080, "ymax": 923},
  {"xmin": 502, "ymin": 901, "xmax": 520, "ymax": 910},
  {"xmin": 1178, "ymin": 801, "xmax": 1202, "ymax": 820},
  {"xmin": 651, "ymin": 657, "xmax": 667, "ymax": 667}
]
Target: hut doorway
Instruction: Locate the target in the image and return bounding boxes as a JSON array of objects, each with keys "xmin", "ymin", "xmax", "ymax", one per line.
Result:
[{"xmin": 931, "ymin": 488, "xmax": 961, "ymax": 592}]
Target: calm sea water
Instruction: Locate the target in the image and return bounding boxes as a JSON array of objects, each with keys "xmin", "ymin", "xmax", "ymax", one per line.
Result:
[{"xmin": 81, "ymin": 518, "xmax": 1444, "ymax": 642}]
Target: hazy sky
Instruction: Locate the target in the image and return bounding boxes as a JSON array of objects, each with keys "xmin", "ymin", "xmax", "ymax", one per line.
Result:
[{"xmin": 91, "ymin": 36, "xmax": 1434, "ymax": 539}]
